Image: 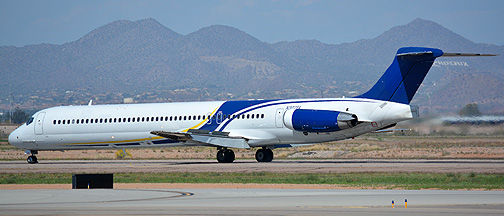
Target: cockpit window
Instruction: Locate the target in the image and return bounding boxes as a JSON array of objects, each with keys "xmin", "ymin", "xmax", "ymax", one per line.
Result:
[{"xmin": 26, "ymin": 117, "xmax": 34, "ymax": 126}]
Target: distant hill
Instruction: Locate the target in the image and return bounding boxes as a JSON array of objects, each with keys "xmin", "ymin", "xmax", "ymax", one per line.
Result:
[
  {"xmin": 1, "ymin": 18, "xmax": 503, "ymax": 113},
  {"xmin": 270, "ymin": 18, "xmax": 504, "ymax": 112}
]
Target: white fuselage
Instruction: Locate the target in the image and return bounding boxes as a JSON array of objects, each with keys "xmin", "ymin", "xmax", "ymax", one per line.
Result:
[{"xmin": 8, "ymin": 98, "xmax": 414, "ymax": 151}]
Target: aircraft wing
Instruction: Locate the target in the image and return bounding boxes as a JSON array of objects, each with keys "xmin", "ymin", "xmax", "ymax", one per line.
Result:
[{"xmin": 150, "ymin": 129, "xmax": 250, "ymax": 149}]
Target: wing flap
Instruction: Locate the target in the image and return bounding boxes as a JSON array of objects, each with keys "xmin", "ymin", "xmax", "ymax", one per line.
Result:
[
  {"xmin": 151, "ymin": 131, "xmax": 191, "ymax": 142},
  {"xmin": 150, "ymin": 130, "xmax": 250, "ymax": 149},
  {"xmin": 191, "ymin": 135, "xmax": 250, "ymax": 149}
]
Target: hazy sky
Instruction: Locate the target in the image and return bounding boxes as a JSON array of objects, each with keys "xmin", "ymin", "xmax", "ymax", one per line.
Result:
[{"xmin": 1, "ymin": 0, "xmax": 503, "ymax": 47}]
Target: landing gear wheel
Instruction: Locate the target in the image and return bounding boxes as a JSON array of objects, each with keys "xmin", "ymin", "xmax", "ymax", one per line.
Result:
[
  {"xmin": 255, "ymin": 148, "xmax": 273, "ymax": 162},
  {"xmin": 216, "ymin": 149, "xmax": 235, "ymax": 163},
  {"xmin": 27, "ymin": 155, "xmax": 38, "ymax": 164}
]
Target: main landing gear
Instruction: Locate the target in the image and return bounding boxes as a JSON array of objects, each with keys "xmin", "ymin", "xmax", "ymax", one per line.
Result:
[
  {"xmin": 255, "ymin": 148, "xmax": 273, "ymax": 162},
  {"xmin": 215, "ymin": 147, "xmax": 274, "ymax": 163},
  {"xmin": 216, "ymin": 148, "xmax": 235, "ymax": 163},
  {"xmin": 26, "ymin": 150, "xmax": 38, "ymax": 164}
]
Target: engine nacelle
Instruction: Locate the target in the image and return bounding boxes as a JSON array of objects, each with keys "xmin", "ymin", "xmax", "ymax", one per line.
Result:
[{"xmin": 283, "ymin": 109, "xmax": 358, "ymax": 133}]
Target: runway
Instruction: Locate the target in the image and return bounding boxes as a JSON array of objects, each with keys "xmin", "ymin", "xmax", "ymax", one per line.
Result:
[
  {"xmin": 2, "ymin": 159, "xmax": 504, "ymax": 174},
  {"xmin": 1, "ymin": 188, "xmax": 503, "ymax": 215},
  {"xmin": 2, "ymin": 159, "xmax": 503, "ymax": 215}
]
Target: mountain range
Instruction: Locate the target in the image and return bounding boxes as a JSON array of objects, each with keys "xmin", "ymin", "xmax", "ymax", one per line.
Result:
[{"xmin": 1, "ymin": 18, "xmax": 503, "ymax": 113}]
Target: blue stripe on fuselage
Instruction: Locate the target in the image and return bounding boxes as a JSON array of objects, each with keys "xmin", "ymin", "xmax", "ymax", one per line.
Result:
[
  {"xmin": 216, "ymin": 99, "xmax": 374, "ymax": 131},
  {"xmin": 197, "ymin": 100, "xmax": 276, "ymax": 132}
]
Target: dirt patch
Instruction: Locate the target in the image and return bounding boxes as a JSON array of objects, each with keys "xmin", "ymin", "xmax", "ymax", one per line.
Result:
[{"xmin": 1, "ymin": 159, "xmax": 503, "ymax": 174}]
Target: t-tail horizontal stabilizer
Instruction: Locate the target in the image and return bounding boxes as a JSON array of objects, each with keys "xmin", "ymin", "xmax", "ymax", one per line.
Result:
[
  {"xmin": 356, "ymin": 47, "xmax": 497, "ymax": 104},
  {"xmin": 441, "ymin": 53, "xmax": 497, "ymax": 57}
]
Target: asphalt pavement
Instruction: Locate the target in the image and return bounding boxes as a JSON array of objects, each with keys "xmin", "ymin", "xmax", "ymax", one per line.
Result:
[{"xmin": 1, "ymin": 188, "xmax": 503, "ymax": 215}]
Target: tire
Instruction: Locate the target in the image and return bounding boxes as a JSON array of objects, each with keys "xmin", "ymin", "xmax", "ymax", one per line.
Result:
[
  {"xmin": 256, "ymin": 149, "xmax": 273, "ymax": 162},
  {"xmin": 264, "ymin": 149, "xmax": 273, "ymax": 162},
  {"xmin": 27, "ymin": 156, "xmax": 38, "ymax": 164},
  {"xmin": 255, "ymin": 149, "xmax": 265, "ymax": 162},
  {"xmin": 225, "ymin": 149, "xmax": 235, "ymax": 162},
  {"xmin": 217, "ymin": 150, "xmax": 226, "ymax": 163},
  {"xmin": 217, "ymin": 149, "xmax": 235, "ymax": 163}
]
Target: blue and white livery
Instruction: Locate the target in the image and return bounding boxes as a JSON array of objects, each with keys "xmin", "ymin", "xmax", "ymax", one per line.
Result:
[{"xmin": 9, "ymin": 47, "xmax": 495, "ymax": 163}]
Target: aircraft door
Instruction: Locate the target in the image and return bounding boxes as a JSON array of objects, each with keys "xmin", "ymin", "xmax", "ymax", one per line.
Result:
[
  {"xmin": 34, "ymin": 112, "xmax": 46, "ymax": 135},
  {"xmin": 275, "ymin": 108, "xmax": 284, "ymax": 128}
]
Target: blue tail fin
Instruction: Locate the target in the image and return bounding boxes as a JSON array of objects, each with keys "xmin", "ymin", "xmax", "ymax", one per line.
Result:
[{"xmin": 356, "ymin": 47, "xmax": 443, "ymax": 104}]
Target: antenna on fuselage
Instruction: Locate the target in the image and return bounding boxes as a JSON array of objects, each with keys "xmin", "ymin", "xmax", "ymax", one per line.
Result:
[{"xmin": 88, "ymin": 99, "xmax": 93, "ymax": 106}]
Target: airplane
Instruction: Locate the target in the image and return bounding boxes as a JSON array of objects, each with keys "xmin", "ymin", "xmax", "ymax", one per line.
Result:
[{"xmin": 8, "ymin": 47, "xmax": 496, "ymax": 164}]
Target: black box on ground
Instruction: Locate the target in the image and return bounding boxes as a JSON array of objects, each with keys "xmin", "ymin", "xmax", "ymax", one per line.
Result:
[{"xmin": 72, "ymin": 174, "xmax": 113, "ymax": 189}]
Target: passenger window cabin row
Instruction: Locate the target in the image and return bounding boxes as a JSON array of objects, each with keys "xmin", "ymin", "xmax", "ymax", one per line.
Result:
[{"xmin": 52, "ymin": 113, "xmax": 265, "ymax": 125}]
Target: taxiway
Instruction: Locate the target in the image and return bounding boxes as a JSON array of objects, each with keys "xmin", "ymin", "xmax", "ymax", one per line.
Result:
[{"xmin": 1, "ymin": 188, "xmax": 503, "ymax": 215}]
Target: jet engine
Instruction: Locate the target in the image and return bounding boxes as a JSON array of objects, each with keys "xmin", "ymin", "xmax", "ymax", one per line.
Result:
[{"xmin": 283, "ymin": 109, "xmax": 358, "ymax": 132}]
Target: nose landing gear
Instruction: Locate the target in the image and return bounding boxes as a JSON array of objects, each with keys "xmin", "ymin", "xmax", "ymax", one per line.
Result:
[
  {"xmin": 25, "ymin": 150, "xmax": 38, "ymax": 164},
  {"xmin": 27, "ymin": 155, "xmax": 38, "ymax": 164}
]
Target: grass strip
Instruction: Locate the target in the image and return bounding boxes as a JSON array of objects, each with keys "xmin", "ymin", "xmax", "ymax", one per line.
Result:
[{"xmin": 1, "ymin": 172, "xmax": 503, "ymax": 190}]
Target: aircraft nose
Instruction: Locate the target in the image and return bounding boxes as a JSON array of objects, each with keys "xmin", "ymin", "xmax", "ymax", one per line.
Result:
[{"xmin": 8, "ymin": 127, "xmax": 22, "ymax": 148}]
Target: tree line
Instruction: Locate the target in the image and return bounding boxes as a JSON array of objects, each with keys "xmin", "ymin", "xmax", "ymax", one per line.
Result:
[{"xmin": 1, "ymin": 107, "xmax": 30, "ymax": 124}]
